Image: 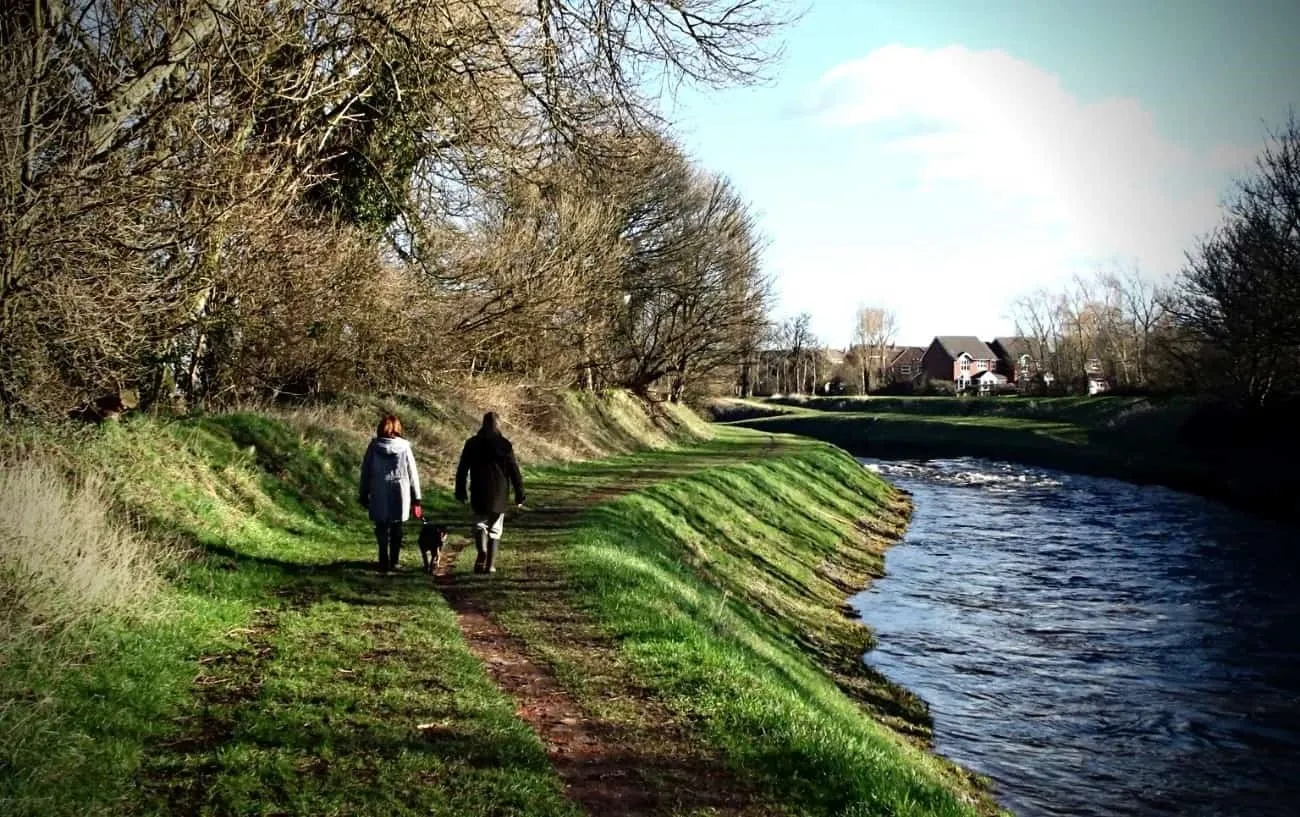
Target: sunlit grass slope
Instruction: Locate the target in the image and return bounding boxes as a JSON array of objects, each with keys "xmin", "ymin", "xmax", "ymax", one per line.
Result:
[{"xmin": 563, "ymin": 439, "xmax": 993, "ymax": 817}]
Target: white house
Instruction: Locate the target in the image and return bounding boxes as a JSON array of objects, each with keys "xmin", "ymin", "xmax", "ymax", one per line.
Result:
[{"xmin": 971, "ymin": 369, "xmax": 1010, "ymax": 395}]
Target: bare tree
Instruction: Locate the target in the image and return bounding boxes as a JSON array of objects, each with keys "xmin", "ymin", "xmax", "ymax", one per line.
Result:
[
  {"xmin": 0, "ymin": 0, "xmax": 794, "ymax": 415},
  {"xmin": 784, "ymin": 312, "xmax": 814, "ymax": 394},
  {"xmin": 1009, "ymin": 289, "xmax": 1065, "ymax": 390},
  {"xmin": 759, "ymin": 319, "xmax": 790, "ymax": 394},
  {"xmin": 852, "ymin": 306, "xmax": 897, "ymax": 393},
  {"xmin": 1097, "ymin": 262, "xmax": 1167, "ymax": 387},
  {"xmin": 578, "ymin": 137, "xmax": 772, "ymax": 399},
  {"xmin": 1010, "ymin": 264, "xmax": 1173, "ymax": 394},
  {"xmin": 1165, "ymin": 113, "xmax": 1300, "ymax": 407}
]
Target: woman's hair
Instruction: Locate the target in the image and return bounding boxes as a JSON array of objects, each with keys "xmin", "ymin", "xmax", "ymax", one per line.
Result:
[
  {"xmin": 481, "ymin": 411, "xmax": 499, "ymax": 433},
  {"xmin": 377, "ymin": 415, "xmax": 403, "ymax": 438}
]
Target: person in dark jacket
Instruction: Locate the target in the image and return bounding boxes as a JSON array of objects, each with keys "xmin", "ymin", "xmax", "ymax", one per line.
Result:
[
  {"xmin": 455, "ymin": 412, "xmax": 525, "ymax": 574},
  {"xmin": 360, "ymin": 415, "xmax": 422, "ymax": 572}
]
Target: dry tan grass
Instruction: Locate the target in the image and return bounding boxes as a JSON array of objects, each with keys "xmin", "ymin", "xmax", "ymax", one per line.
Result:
[
  {"xmin": 449, "ymin": 383, "xmax": 707, "ymax": 463},
  {"xmin": 273, "ymin": 382, "xmax": 701, "ymax": 473},
  {"xmin": 0, "ymin": 458, "xmax": 166, "ymax": 637}
]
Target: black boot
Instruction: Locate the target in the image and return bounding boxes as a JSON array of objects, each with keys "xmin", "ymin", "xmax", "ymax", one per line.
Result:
[
  {"xmin": 473, "ymin": 528, "xmax": 487, "ymax": 574},
  {"xmin": 389, "ymin": 524, "xmax": 404, "ymax": 572},
  {"xmin": 484, "ymin": 537, "xmax": 499, "ymax": 574}
]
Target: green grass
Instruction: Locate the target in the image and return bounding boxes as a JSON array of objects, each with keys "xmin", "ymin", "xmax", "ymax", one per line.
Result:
[
  {"xmin": 2, "ymin": 391, "xmax": 692, "ymax": 817},
  {"xmin": 135, "ymin": 573, "xmax": 579, "ymax": 817},
  {"xmin": 2, "ymin": 394, "xmax": 996, "ymax": 817},
  {"xmin": 722, "ymin": 396, "xmax": 1294, "ymax": 520},
  {"xmin": 758, "ymin": 394, "xmax": 1169, "ymax": 426},
  {"xmin": 466, "ymin": 429, "xmax": 998, "ymax": 814},
  {"xmin": 733, "ymin": 412, "xmax": 1095, "ymax": 460},
  {"xmin": 558, "ymin": 440, "xmax": 990, "ymax": 817}
]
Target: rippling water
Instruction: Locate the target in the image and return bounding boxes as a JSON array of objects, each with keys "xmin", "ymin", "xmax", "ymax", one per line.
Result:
[{"xmin": 853, "ymin": 457, "xmax": 1300, "ymax": 817}]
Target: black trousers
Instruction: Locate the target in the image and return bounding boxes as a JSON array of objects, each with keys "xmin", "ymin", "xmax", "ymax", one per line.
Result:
[{"xmin": 374, "ymin": 522, "xmax": 404, "ymax": 570}]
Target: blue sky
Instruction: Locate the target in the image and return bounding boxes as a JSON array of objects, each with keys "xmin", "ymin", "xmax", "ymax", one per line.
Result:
[{"xmin": 663, "ymin": 0, "xmax": 1300, "ymax": 347}]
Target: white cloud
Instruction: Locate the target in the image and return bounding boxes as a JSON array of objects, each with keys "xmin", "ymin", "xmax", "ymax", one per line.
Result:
[{"xmin": 805, "ymin": 45, "xmax": 1252, "ymax": 279}]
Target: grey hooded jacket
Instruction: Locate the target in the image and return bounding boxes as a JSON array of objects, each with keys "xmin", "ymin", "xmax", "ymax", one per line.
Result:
[{"xmin": 360, "ymin": 436, "xmax": 422, "ymax": 524}]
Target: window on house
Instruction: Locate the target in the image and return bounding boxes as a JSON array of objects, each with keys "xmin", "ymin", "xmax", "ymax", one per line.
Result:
[{"xmin": 959, "ymin": 356, "xmax": 971, "ymax": 372}]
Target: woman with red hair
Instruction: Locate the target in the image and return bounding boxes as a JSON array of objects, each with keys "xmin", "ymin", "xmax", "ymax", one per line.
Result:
[{"xmin": 359, "ymin": 414, "xmax": 422, "ymax": 572}]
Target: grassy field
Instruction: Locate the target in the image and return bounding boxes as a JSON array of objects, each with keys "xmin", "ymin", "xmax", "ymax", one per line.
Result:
[
  {"xmin": 726, "ymin": 394, "xmax": 1196, "ymax": 440},
  {"xmin": 1, "ymin": 391, "xmax": 997, "ymax": 817},
  {"xmin": 712, "ymin": 395, "xmax": 1291, "ymax": 520}
]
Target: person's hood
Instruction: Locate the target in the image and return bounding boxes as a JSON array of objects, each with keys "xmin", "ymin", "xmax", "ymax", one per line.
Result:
[{"xmin": 373, "ymin": 436, "xmax": 411, "ymax": 456}]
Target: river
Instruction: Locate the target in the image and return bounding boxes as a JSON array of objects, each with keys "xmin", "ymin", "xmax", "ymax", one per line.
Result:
[{"xmin": 853, "ymin": 457, "xmax": 1300, "ymax": 817}]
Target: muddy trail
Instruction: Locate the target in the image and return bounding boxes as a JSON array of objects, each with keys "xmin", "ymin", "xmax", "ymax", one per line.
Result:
[
  {"xmin": 434, "ymin": 541, "xmax": 774, "ymax": 816},
  {"xmin": 429, "ymin": 442, "xmax": 793, "ymax": 815}
]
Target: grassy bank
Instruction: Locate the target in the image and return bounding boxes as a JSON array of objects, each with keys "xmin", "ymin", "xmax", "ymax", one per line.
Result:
[
  {"xmin": 2, "ymin": 390, "xmax": 996, "ymax": 816},
  {"xmin": 559, "ymin": 441, "xmax": 994, "ymax": 815},
  {"xmin": 754, "ymin": 394, "xmax": 1169, "ymax": 426},
  {"xmin": 0, "ymin": 389, "xmax": 700, "ymax": 816},
  {"xmin": 713, "ymin": 396, "xmax": 1295, "ymax": 521}
]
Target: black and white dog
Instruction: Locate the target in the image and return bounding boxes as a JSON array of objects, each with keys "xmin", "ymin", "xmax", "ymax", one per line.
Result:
[{"xmin": 418, "ymin": 523, "xmax": 448, "ymax": 574}]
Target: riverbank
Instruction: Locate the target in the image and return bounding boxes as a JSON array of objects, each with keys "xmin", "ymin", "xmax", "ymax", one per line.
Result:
[
  {"xmin": 1, "ymin": 390, "xmax": 997, "ymax": 816},
  {"xmin": 712, "ymin": 395, "xmax": 1295, "ymax": 521}
]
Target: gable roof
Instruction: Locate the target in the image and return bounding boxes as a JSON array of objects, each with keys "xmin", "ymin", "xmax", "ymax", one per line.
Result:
[
  {"xmin": 887, "ymin": 346, "xmax": 926, "ymax": 367},
  {"xmin": 932, "ymin": 336, "xmax": 997, "ymax": 360},
  {"xmin": 991, "ymin": 336, "xmax": 1034, "ymax": 360}
]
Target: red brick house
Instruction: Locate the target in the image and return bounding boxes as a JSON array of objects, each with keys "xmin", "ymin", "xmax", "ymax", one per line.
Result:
[
  {"xmin": 886, "ymin": 346, "xmax": 927, "ymax": 384},
  {"xmin": 921, "ymin": 336, "xmax": 999, "ymax": 391},
  {"xmin": 989, "ymin": 336, "xmax": 1046, "ymax": 385}
]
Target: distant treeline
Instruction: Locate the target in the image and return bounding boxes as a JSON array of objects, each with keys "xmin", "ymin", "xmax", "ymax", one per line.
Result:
[
  {"xmin": 0, "ymin": 1, "xmax": 789, "ymax": 418},
  {"xmin": 1010, "ymin": 115, "xmax": 1300, "ymax": 408}
]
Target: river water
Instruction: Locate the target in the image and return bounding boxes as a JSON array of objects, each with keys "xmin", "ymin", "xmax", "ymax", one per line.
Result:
[{"xmin": 852, "ymin": 457, "xmax": 1300, "ymax": 817}]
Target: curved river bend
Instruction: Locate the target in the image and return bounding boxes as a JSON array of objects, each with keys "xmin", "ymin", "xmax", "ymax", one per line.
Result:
[{"xmin": 853, "ymin": 457, "xmax": 1300, "ymax": 817}]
